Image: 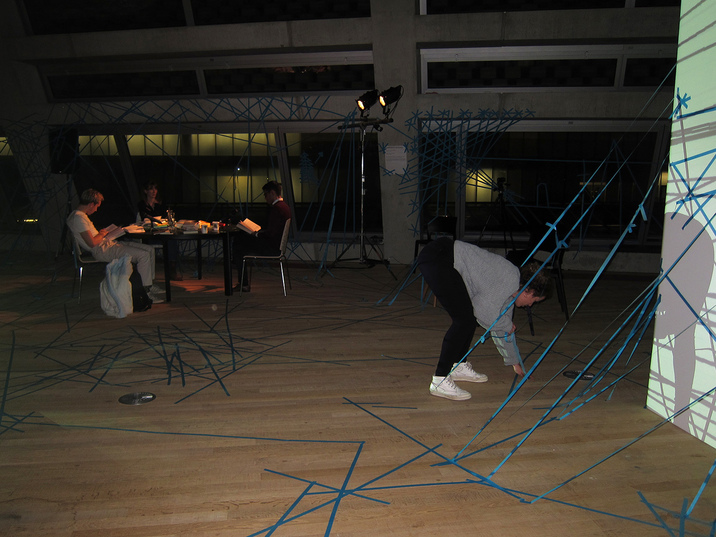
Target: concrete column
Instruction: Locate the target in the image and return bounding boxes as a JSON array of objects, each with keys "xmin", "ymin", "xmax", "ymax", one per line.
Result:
[{"xmin": 371, "ymin": 0, "xmax": 419, "ymax": 264}]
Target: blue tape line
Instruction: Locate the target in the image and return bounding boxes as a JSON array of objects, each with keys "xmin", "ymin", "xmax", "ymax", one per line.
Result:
[
  {"xmin": 444, "ymin": 416, "xmax": 561, "ymax": 463},
  {"xmin": 665, "ymin": 275, "xmax": 716, "ymax": 346},
  {"xmin": 288, "ymin": 447, "xmax": 435, "ymax": 503},
  {"xmin": 264, "ymin": 482, "xmax": 316, "ymax": 537},
  {"xmin": 492, "ymin": 283, "xmax": 661, "ymax": 479},
  {"xmin": 567, "ymin": 292, "xmax": 658, "ymax": 406},
  {"xmin": 89, "ymin": 351, "xmax": 119, "ymax": 393},
  {"xmin": 325, "ymin": 442, "xmax": 364, "ymax": 534},
  {"xmin": 453, "ymin": 324, "xmax": 568, "ymax": 461},
  {"xmin": 687, "ymin": 458, "xmax": 716, "ymax": 517},
  {"xmin": 164, "ymin": 334, "xmax": 204, "ymax": 378},
  {"xmin": 681, "ymin": 497, "xmax": 689, "ymax": 537},
  {"xmin": 558, "ymin": 359, "xmax": 649, "ymax": 421},
  {"xmin": 0, "ymin": 411, "xmax": 36, "ymax": 436},
  {"xmin": 530, "ymin": 385, "xmax": 716, "ymax": 504},
  {"xmin": 670, "ymin": 87, "xmax": 690, "ymax": 119},
  {"xmin": 224, "ymin": 298, "xmax": 237, "ymax": 370},
  {"xmin": 487, "ymin": 484, "xmax": 665, "ymax": 530},
  {"xmin": 640, "ymin": 491, "xmax": 677, "ymax": 536},
  {"xmin": 0, "ymin": 331, "xmax": 15, "ymax": 430},
  {"xmin": 172, "ymin": 354, "xmax": 263, "ymax": 404},
  {"xmin": 166, "ymin": 350, "xmax": 173, "ymax": 385},
  {"xmin": 63, "ymin": 303, "xmax": 70, "ymax": 333},
  {"xmin": 343, "ymin": 397, "xmax": 447, "ymax": 459}
]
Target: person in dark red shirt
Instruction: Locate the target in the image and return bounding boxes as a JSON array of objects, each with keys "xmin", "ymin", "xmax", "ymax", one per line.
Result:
[{"xmin": 233, "ymin": 181, "xmax": 291, "ymax": 291}]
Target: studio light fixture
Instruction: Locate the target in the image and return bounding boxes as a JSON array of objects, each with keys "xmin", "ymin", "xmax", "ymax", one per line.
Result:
[
  {"xmin": 338, "ymin": 84, "xmax": 405, "ymax": 269},
  {"xmin": 356, "ymin": 89, "xmax": 379, "ymax": 115},
  {"xmin": 379, "ymin": 85, "xmax": 404, "ymax": 119}
]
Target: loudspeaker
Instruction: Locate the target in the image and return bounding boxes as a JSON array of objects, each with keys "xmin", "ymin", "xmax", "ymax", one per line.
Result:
[{"xmin": 50, "ymin": 128, "xmax": 79, "ymax": 174}]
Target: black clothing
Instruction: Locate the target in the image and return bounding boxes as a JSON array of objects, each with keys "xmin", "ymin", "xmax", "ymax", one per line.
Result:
[
  {"xmin": 137, "ymin": 200, "xmax": 166, "ymax": 222},
  {"xmin": 233, "ymin": 199, "xmax": 291, "ymax": 284},
  {"xmin": 417, "ymin": 238, "xmax": 478, "ymax": 377}
]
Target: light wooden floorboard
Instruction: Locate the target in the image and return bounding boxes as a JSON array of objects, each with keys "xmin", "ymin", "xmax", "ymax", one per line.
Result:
[{"xmin": 0, "ymin": 254, "xmax": 714, "ymax": 536}]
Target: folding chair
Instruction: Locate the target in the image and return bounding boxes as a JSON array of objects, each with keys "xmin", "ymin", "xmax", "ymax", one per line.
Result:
[
  {"xmin": 240, "ymin": 219, "xmax": 292, "ymax": 296},
  {"xmin": 71, "ymin": 238, "xmax": 106, "ymax": 304}
]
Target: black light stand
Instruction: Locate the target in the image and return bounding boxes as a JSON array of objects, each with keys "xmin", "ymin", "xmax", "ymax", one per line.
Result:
[
  {"xmin": 478, "ymin": 177, "xmax": 516, "ymax": 254},
  {"xmin": 328, "ymin": 116, "xmax": 395, "ymax": 277},
  {"xmin": 325, "ymin": 86, "xmax": 403, "ymax": 278}
]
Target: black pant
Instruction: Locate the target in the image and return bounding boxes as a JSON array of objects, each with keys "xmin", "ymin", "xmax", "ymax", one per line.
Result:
[
  {"xmin": 233, "ymin": 233, "xmax": 279, "ymax": 284},
  {"xmin": 417, "ymin": 238, "xmax": 477, "ymax": 377}
]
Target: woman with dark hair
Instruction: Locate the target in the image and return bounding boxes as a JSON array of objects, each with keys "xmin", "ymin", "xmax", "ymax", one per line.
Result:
[
  {"xmin": 417, "ymin": 237, "xmax": 551, "ymax": 401},
  {"xmin": 137, "ymin": 181, "xmax": 164, "ymax": 223},
  {"xmin": 137, "ymin": 181, "xmax": 182, "ymax": 280}
]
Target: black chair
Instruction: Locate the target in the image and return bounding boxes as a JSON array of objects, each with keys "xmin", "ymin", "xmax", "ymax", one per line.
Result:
[
  {"xmin": 240, "ymin": 219, "xmax": 292, "ymax": 296},
  {"xmin": 70, "ymin": 238, "xmax": 107, "ymax": 304}
]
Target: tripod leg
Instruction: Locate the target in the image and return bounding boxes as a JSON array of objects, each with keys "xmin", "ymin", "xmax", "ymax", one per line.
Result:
[{"xmin": 363, "ymin": 235, "xmax": 397, "ymax": 279}]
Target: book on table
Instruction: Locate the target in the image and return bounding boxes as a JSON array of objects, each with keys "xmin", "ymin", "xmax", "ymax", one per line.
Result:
[{"xmin": 237, "ymin": 218, "xmax": 261, "ymax": 234}]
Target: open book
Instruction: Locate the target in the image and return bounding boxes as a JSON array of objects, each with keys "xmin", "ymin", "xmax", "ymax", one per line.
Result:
[
  {"xmin": 236, "ymin": 218, "xmax": 261, "ymax": 234},
  {"xmin": 101, "ymin": 224, "xmax": 126, "ymax": 243}
]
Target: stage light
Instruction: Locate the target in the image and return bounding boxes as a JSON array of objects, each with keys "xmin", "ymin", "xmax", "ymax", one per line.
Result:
[
  {"xmin": 379, "ymin": 85, "xmax": 403, "ymax": 109},
  {"xmin": 356, "ymin": 89, "xmax": 378, "ymax": 112}
]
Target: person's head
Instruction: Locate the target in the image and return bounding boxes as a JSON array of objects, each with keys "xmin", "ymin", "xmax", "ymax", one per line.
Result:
[
  {"xmin": 514, "ymin": 261, "xmax": 551, "ymax": 308},
  {"xmin": 142, "ymin": 181, "xmax": 159, "ymax": 201},
  {"xmin": 79, "ymin": 188, "xmax": 104, "ymax": 215},
  {"xmin": 262, "ymin": 181, "xmax": 282, "ymax": 204}
]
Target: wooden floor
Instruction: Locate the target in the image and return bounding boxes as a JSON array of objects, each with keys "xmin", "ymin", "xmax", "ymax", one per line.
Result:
[{"xmin": 1, "ymin": 253, "xmax": 714, "ymax": 537}]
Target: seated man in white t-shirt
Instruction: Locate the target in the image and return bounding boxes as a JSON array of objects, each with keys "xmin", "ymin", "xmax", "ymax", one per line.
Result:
[{"xmin": 66, "ymin": 188, "xmax": 164, "ymax": 303}]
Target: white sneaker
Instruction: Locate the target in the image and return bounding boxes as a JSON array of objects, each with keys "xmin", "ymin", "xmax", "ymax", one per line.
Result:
[
  {"xmin": 148, "ymin": 284, "xmax": 165, "ymax": 295},
  {"xmin": 451, "ymin": 362, "xmax": 488, "ymax": 383},
  {"xmin": 429, "ymin": 376, "xmax": 471, "ymax": 401},
  {"xmin": 147, "ymin": 292, "xmax": 164, "ymax": 304}
]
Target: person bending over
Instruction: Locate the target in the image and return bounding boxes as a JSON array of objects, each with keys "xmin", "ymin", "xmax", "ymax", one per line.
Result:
[
  {"xmin": 67, "ymin": 188, "xmax": 164, "ymax": 303},
  {"xmin": 417, "ymin": 237, "xmax": 551, "ymax": 401},
  {"xmin": 233, "ymin": 180, "xmax": 291, "ymax": 292}
]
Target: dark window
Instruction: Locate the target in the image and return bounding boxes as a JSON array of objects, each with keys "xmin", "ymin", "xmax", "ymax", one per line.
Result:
[
  {"xmin": 191, "ymin": 0, "xmax": 369, "ymax": 25},
  {"xmin": 466, "ymin": 131, "xmax": 663, "ymax": 241},
  {"xmin": 48, "ymin": 72, "xmax": 200, "ymax": 101},
  {"xmin": 24, "ymin": 0, "xmax": 185, "ymax": 35},
  {"xmin": 634, "ymin": 0, "xmax": 680, "ymax": 6},
  {"xmin": 623, "ymin": 57, "xmax": 676, "ymax": 87},
  {"xmin": 204, "ymin": 65, "xmax": 375, "ymax": 95},
  {"xmin": 23, "ymin": 0, "xmax": 368, "ymax": 35},
  {"xmin": 427, "ymin": 59, "xmax": 617, "ymax": 89},
  {"xmin": 286, "ymin": 132, "xmax": 382, "ymax": 235},
  {"xmin": 426, "ymin": 0, "xmax": 623, "ymax": 15}
]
